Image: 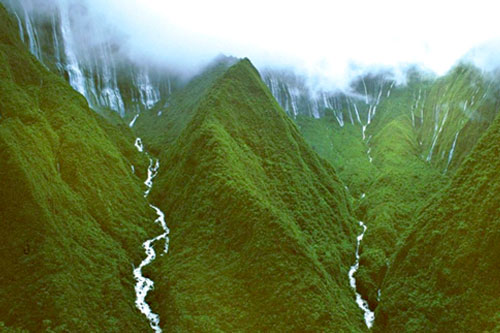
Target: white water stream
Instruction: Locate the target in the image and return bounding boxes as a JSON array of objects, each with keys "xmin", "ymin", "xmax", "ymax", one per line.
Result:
[
  {"xmin": 129, "ymin": 114, "xmax": 140, "ymax": 128},
  {"xmin": 348, "ymin": 221, "xmax": 375, "ymax": 329},
  {"xmin": 133, "ymin": 138, "xmax": 170, "ymax": 332}
]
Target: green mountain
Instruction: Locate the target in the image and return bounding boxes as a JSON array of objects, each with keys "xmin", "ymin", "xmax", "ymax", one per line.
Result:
[
  {"xmin": 132, "ymin": 56, "xmax": 238, "ymax": 154},
  {"xmin": 0, "ymin": 5, "xmax": 156, "ymax": 332},
  {"xmin": 140, "ymin": 59, "xmax": 366, "ymax": 332},
  {"xmin": 292, "ymin": 65, "xmax": 500, "ymax": 317},
  {"xmin": 0, "ymin": 4, "xmax": 368, "ymax": 332},
  {"xmin": 374, "ymin": 110, "xmax": 500, "ymax": 332},
  {"xmin": 2, "ymin": 1, "xmax": 500, "ymax": 332}
]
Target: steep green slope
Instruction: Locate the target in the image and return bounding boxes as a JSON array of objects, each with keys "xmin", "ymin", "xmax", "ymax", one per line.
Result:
[
  {"xmin": 374, "ymin": 111, "xmax": 500, "ymax": 332},
  {"xmin": 146, "ymin": 59, "xmax": 365, "ymax": 332},
  {"xmin": 353, "ymin": 80, "xmax": 447, "ymax": 307},
  {"xmin": 294, "ymin": 67, "xmax": 499, "ymax": 315},
  {"xmin": 0, "ymin": 5, "xmax": 155, "ymax": 331},
  {"xmin": 296, "ymin": 116, "xmax": 376, "ymax": 198},
  {"xmin": 297, "ymin": 83, "xmax": 446, "ymax": 303},
  {"xmin": 415, "ymin": 64, "xmax": 499, "ymax": 172},
  {"xmin": 133, "ymin": 56, "xmax": 237, "ymax": 154}
]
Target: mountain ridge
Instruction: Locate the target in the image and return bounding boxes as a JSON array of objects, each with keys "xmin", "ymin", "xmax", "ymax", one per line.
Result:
[{"xmin": 144, "ymin": 58, "xmax": 367, "ymax": 332}]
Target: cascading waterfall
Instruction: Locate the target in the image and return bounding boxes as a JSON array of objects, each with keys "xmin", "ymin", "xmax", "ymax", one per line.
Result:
[
  {"xmin": 13, "ymin": 11, "xmax": 24, "ymax": 43},
  {"xmin": 386, "ymin": 81, "xmax": 395, "ymax": 97},
  {"xmin": 362, "ymin": 77, "xmax": 369, "ymax": 104},
  {"xmin": 135, "ymin": 138, "xmax": 144, "ymax": 152},
  {"xmin": 346, "ymin": 102, "xmax": 355, "ymax": 124},
  {"xmin": 444, "ymin": 131, "xmax": 460, "ymax": 172},
  {"xmin": 130, "ymin": 114, "xmax": 140, "ymax": 128},
  {"xmin": 133, "ymin": 138, "xmax": 170, "ymax": 333},
  {"xmin": 22, "ymin": 5, "xmax": 42, "ymax": 61},
  {"xmin": 353, "ymin": 102, "xmax": 362, "ymax": 124},
  {"xmin": 94, "ymin": 41, "xmax": 126, "ymax": 116},
  {"xmin": 136, "ymin": 69, "xmax": 161, "ymax": 109},
  {"xmin": 322, "ymin": 93, "xmax": 345, "ymax": 127},
  {"xmin": 348, "ymin": 221, "xmax": 375, "ymax": 329},
  {"xmin": 288, "ymin": 86, "xmax": 300, "ymax": 118},
  {"xmin": 427, "ymin": 106, "xmax": 449, "ymax": 162},
  {"xmin": 59, "ymin": 6, "xmax": 87, "ymax": 96},
  {"xmin": 263, "ymin": 71, "xmax": 394, "ymax": 125},
  {"xmin": 410, "ymin": 89, "xmax": 422, "ymax": 128},
  {"xmin": 51, "ymin": 12, "xmax": 63, "ymax": 71},
  {"xmin": 8, "ymin": 0, "xmax": 170, "ymax": 117}
]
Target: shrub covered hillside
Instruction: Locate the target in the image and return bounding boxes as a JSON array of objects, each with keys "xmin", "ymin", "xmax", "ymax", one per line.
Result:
[
  {"xmin": 415, "ymin": 64, "xmax": 500, "ymax": 172},
  {"xmin": 295, "ymin": 77, "xmax": 446, "ymax": 309},
  {"xmin": 132, "ymin": 55, "xmax": 238, "ymax": 155},
  {"xmin": 294, "ymin": 66, "xmax": 500, "ymax": 316},
  {"xmin": 142, "ymin": 59, "xmax": 366, "ymax": 332},
  {"xmin": 0, "ymin": 5, "xmax": 157, "ymax": 332},
  {"xmin": 374, "ymin": 111, "xmax": 500, "ymax": 332}
]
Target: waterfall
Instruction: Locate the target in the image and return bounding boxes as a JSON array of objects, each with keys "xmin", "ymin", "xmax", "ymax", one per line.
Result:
[
  {"xmin": 136, "ymin": 69, "xmax": 161, "ymax": 109},
  {"xmin": 51, "ymin": 13, "xmax": 63, "ymax": 71},
  {"xmin": 386, "ymin": 81, "xmax": 395, "ymax": 97},
  {"xmin": 445, "ymin": 131, "xmax": 460, "ymax": 171},
  {"xmin": 427, "ymin": 106, "xmax": 449, "ymax": 162},
  {"xmin": 7, "ymin": 0, "xmax": 170, "ymax": 117},
  {"xmin": 353, "ymin": 103, "xmax": 362, "ymax": 124},
  {"xmin": 59, "ymin": 5, "xmax": 87, "ymax": 96},
  {"xmin": 362, "ymin": 78, "xmax": 369, "ymax": 104},
  {"xmin": 13, "ymin": 11, "xmax": 24, "ymax": 42},
  {"xmin": 22, "ymin": 5, "xmax": 42, "ymax": 61},
  {"xmin": 348, "ymin": 221, "xmax": 375, "ymax": 328},
  {"xmin": 130, "ymin": 114, "xmax": 140, "ymax": 128},
  {"xmin": 135, "ymin": 138, "xmax": 144, "ymax": 152}
]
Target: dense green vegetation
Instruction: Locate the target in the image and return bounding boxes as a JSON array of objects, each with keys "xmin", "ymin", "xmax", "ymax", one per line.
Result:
[
  {"xmin": 133, "ymin": 56, "xmax": 238, "ymax": 155},
  {"xmin": 296, "ymin": 116, "xmax": 376, "ymax": 198},
  {"xmin": 416, "ymin": 64, "xmax": 499, "ymax": 172},
  {"xmin": 294, "ymin": 66, "xmax": 499, "ymax": 319},
  {"xmin": 3, "ymin": 1, "xmax": 500, "ymax": 331},
  {"xmin": 0, "ymin": 5, "xmax": 157, "ymax": 331},
  {"xmin": 296, "ymin": 84, "xmax": 444, "ymax": 310},
  {"xmin": 140, "ymin": 59, "xmax": 367, "ymax": 332},
  {"xmin": 374, "ymin": 110, "xmax": 500, "ymax": 332}
]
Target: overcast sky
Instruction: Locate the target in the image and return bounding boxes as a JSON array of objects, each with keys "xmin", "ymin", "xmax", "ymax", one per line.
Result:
[{"xmin": 29, "ymin": 0, "xmax": 500, "ymax": 88}]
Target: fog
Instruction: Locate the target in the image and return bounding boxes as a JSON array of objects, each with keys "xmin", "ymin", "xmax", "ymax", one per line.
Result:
[{"xmin": 12, "ymin": 0, "xmax": 500, "ymax": 88}]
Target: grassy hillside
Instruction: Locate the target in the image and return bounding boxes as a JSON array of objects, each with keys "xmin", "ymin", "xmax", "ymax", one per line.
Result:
[
  {"xmin": 374, "ymin": 109, "xmax": 500, "ymax": 332},
  {"xmin": 0, "ymin": 5, "xmax": 156, "ymax": 331},
  {"xmin": 142, "ymin": 59, "xmax": 365, "ymax": 332}
]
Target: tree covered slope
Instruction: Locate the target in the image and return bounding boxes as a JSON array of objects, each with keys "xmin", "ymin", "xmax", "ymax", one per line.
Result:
[
  {"xmin": 0, "ymin": 5, "xmax": 157, "ymax": 331},
  {"xmin": 374, "ymin": 111, "xmax": 500, "ymax": 332},
  {"xmin": 3, "ymin": 0, "xmax": 500, "ymax": 331},
  {"xmin": 132, "ymin": 56, "xmax": 238, "ymax": 155},
  {"xmin": 293, "ymin": 66, "xmax": 499, "ymax": 318},
  {"xmin": 141, "ymin": 59, "xmax": 366, "ymax": 332}
]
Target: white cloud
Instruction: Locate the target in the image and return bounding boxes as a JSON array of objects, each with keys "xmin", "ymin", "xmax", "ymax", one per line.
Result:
[{"xmin": 18, "ymin": 0, "xmax": 500, "ymax": 87}]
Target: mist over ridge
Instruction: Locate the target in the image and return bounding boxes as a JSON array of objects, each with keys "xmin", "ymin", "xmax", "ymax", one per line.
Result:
[{"xmin": 6, "ymin": 0, "xmax": 500, "ymax": 93}]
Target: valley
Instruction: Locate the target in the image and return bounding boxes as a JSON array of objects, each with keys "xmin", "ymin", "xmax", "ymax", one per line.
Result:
[{"xmin": 1, "ymin": 1, "xmax": 500, "ymax": 332}]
